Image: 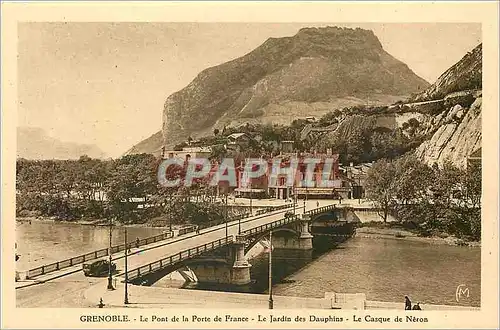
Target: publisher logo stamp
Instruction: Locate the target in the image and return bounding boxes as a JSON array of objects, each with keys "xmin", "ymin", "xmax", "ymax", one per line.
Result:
[{"xmin": 455, "ymin": 284, "xmax": 470, "ymax": 302}]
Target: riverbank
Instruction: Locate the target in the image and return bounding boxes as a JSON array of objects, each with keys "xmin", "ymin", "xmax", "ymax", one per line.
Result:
[
  {"xmin": 16, "ymin": 216, "xmax": 170, "ymax": 229},
  {"xmin": 356, "ymin": 225, "xmax": 481, "ymax": 247}
]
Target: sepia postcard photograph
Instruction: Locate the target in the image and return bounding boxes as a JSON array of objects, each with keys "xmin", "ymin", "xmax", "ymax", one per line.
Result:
[{"xmin": 1, "ymin": 1, "xmax": 499, "ymax": 329}]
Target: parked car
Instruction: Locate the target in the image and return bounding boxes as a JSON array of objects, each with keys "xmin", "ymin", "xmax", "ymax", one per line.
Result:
[{"xmin": 82, "ymin": 259, "xmax": 116, "ymax": 277}]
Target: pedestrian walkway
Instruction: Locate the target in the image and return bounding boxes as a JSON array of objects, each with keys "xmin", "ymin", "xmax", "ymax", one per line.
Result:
[
  {"xmin": 84, "ymin": 280, "xmax": 330, "ymax": 309},
  {"xmin": 84, "ymin": 281, "xmax": 480, "ymax": 311}
]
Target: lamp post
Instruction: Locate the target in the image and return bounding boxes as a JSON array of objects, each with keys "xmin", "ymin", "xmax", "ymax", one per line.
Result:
[
  {"xmin": 268, "ymin": 230, "xmax": 273, "ymax": 309},
  {"xmin": 225, "ymin": 193, "xmax": 228, "ymax": 239},
  {"xmin": 249, "ymin": 181, "xmax": 253, "ymax": 216},
  {"xmin": 303, "ymin": 187, "xmax": 308, "ymax": 213},
  {"xmin": 124, "ymin": 227, "xmax": 129, "ymax": 304},
  {"xmin": 358, "ymin": 174, "xmax": 361, "ymax": 204},
  {"xmin": 107, "ymin": 216, "xmax": 115, "ymax": 291},
  {"xmin": 358, "ymin": 169, "xmax": 363, "ymax": 204}
]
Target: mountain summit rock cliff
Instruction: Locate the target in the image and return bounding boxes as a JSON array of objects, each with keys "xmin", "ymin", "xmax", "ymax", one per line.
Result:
[
  {"xmin": 413, "ymin": 43, "xmax": 482, "ymax": 167},
  {"xmin": 161, "ymin": 27, "xmax": 429, "ymax": 147}
]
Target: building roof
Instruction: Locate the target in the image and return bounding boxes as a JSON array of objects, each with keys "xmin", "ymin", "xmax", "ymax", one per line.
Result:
[
  {"xmin": 235, "ymin": 188, "xmax": 266, "ymax": 193},
  {"xmin": 227, "ymin": 133, "xmax": 248, "ymax": 140},
  {"xmin": 181, "ymin": 146, "xmax": 212, "ymax": 153}
]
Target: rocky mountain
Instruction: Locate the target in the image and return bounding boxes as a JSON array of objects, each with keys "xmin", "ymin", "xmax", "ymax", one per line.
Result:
[
  {"xmin": 122, "ymin": 131, "xmax": 163, "ymax": 157},
  {"xmin": 312, "ymin": 43, "xmax": 482, "ymax": 168},
  {"xmin": 414, "ymin": 96, "xmax": 481, "ymax": 168},
  {"xmin": 414, "ymin": 44, "xmax": 482, "ymax": 168},
  {"xmin": 412, "ymin": 44, "xmax": 482, "ymax": 102},
  {"xmin": 17, "ymin": 127, "xmax": 107, "ymax": 160},
  {"xmin": 161, "ymin": 26, "xmax": 429, "ymax": 148}
]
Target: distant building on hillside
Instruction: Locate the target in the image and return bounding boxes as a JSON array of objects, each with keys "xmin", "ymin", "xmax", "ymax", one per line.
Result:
[
  {"xmin": 227, "ymin": 132, "xmax": 251, "ymax": 144},
  {"xmin": 226, "ymin": 132, "xmax": 252, "ymax": 153},
  {"xmin": 162, "ymin": 146, "xmax": 212, "ymax": 161}
]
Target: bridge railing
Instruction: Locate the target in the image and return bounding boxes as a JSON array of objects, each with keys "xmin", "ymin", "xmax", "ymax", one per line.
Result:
[
  {"xmin": 26, "ymin": 230, "xmax": 175, "ymax": 279},
  {"xmin": 305, "ymin": 204, "xmax": 337, "ymax": 216},
  {"xmin": 126, "ymin": 236, "xmax": 234, "ymax": 281},
  {"xmin": 198, "ymin": 213, "xmax": 251, "ymax": 230},
  {"xmin": 255, "ymin": 203, "xmax": 295, "ymax": 216},
  {"xmin": 241, "ymin": 214, "xmax": 300, "ymax": 237}
]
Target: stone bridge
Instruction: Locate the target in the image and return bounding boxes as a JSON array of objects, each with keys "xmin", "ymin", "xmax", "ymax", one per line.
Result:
[{"xmin": 122, "ymin": 204, "xmax": 357, "ymax": 287}]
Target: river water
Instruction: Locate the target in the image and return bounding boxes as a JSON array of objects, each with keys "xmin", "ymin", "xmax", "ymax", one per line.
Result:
[
  {"xmin": 15, "ymin": 221, "xmax": 164, "ymax": 271},
  {"xmin": 270, "ymin": 237, "xmax": 480, "ymax": 307},
  {"xmin": 16, "ymin": 221, "xmax": 480, "ymax": 307}
]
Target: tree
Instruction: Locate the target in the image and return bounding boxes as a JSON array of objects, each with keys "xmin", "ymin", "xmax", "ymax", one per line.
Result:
[
  {"xmin": 407, "ymin": 118, "xmax": 420, "ymax": 128},
  {"xmin": 370, "ymin": 131, "xmax": 397, "ymax": 160},
  {"xmin": 209, "ymin": 145, "xmax": 227, "ymax": 160},
  {"xmin": 318, "ymin": 109, "xmax": 341, "ymax": 127},
  {"xmin": 393, "ymin": 154, "xmax": 433, "ymax": 205},
  {"xmin": 213, "ymin": 128, "xmax": 220, "ymax": 136},
  {"xmin": 105, "ymin": 154, "xmax": 158, "ymax": 223},
  {"xmin": 365, "ymin": 159, "xmax": 398, "ymax": 222}
]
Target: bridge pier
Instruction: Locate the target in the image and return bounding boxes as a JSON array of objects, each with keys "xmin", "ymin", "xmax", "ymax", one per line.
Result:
[
  {"xmin": 231, "ymin": 235, "xmax": 252, "ymax": 285},
  {"xmin": 270, "ymin": 214, "xmax": 313, "ymax": 250},
  {"xmin": 297, "ymin": 214, "xmax": 313, "ymax": 250}
]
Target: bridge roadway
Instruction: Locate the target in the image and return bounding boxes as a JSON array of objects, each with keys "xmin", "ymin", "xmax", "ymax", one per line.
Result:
[
  {"xmin": 113, "ymin": 203, "xmax": 316, "ymax": 279},
  {"xmin": 16, "ymin": 201, "xmax": 333, "ymax": 307},
  {"xmin": 19, "ymin": 200, "xmax": 375, "ymax": 286}
]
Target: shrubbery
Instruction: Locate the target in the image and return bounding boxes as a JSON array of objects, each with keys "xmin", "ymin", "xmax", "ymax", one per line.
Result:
[{"xmin": 365, "ymin": 155, "xmax": 481, "ymax": 240}]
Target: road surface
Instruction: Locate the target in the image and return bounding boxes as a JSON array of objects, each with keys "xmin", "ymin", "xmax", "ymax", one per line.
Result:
[{"xmin": 16, "ymin": 201, "xmax": 327, "ymax": 307}]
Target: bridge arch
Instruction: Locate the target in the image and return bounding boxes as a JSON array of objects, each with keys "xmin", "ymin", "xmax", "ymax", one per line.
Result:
[
  {"xmin": 129, "ymin": 257, "xmax": 234, "ymax": 286},
  {"xmin": 244, "ymin": 227, "xmax": 300, "ymax": 254}
]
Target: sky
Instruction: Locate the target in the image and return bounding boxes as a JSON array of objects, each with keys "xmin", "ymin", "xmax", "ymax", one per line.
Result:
[{"xmin": 17, "ymin": 23, "xmax": 481, "ymax": 158}]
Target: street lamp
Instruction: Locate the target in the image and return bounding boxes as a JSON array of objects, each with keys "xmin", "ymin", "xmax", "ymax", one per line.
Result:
[
  {"xmin": 238, "ymin": 214, "xmax": 242, "ymax": 235},
  {"xmin": 268, "ymin": 230, "xmax": 273, "ymax": 310},
  {"xmin": 107, "ymin": 216, "xmax": 115, "ymax": 291},
  {"xmin": 124, "ymin": 227, "xmax": 129, "ymax": 304},
  {"xmin": 303, "ymin": 187, "xmax": 308, "ymax": 213},
  {"xmin": 358, "ymin": 169, "xmax": 363, "ymax": 204},
  {"xmin": 249, "ymin": 181, "xmax": 253, "ymax": 216},
  {"xmin": 358, "ymin": 174, "xmax": 361, "ymax": 204},
  {"xmin": 225, "ymin": 193, "xmax": 228, "ymax": 239}
]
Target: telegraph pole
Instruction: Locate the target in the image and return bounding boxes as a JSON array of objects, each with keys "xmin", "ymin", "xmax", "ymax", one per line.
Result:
[
  {"xmin": 107, "ymin": 216, "xmax": 115, "ymax": 291},
  {"xmin": 268, "ymin": 230, "xmax": 273, "ymax": 309},
  {"xmin": 124, "ymin": 227, "xmax": 129, "ymax": 304}
]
